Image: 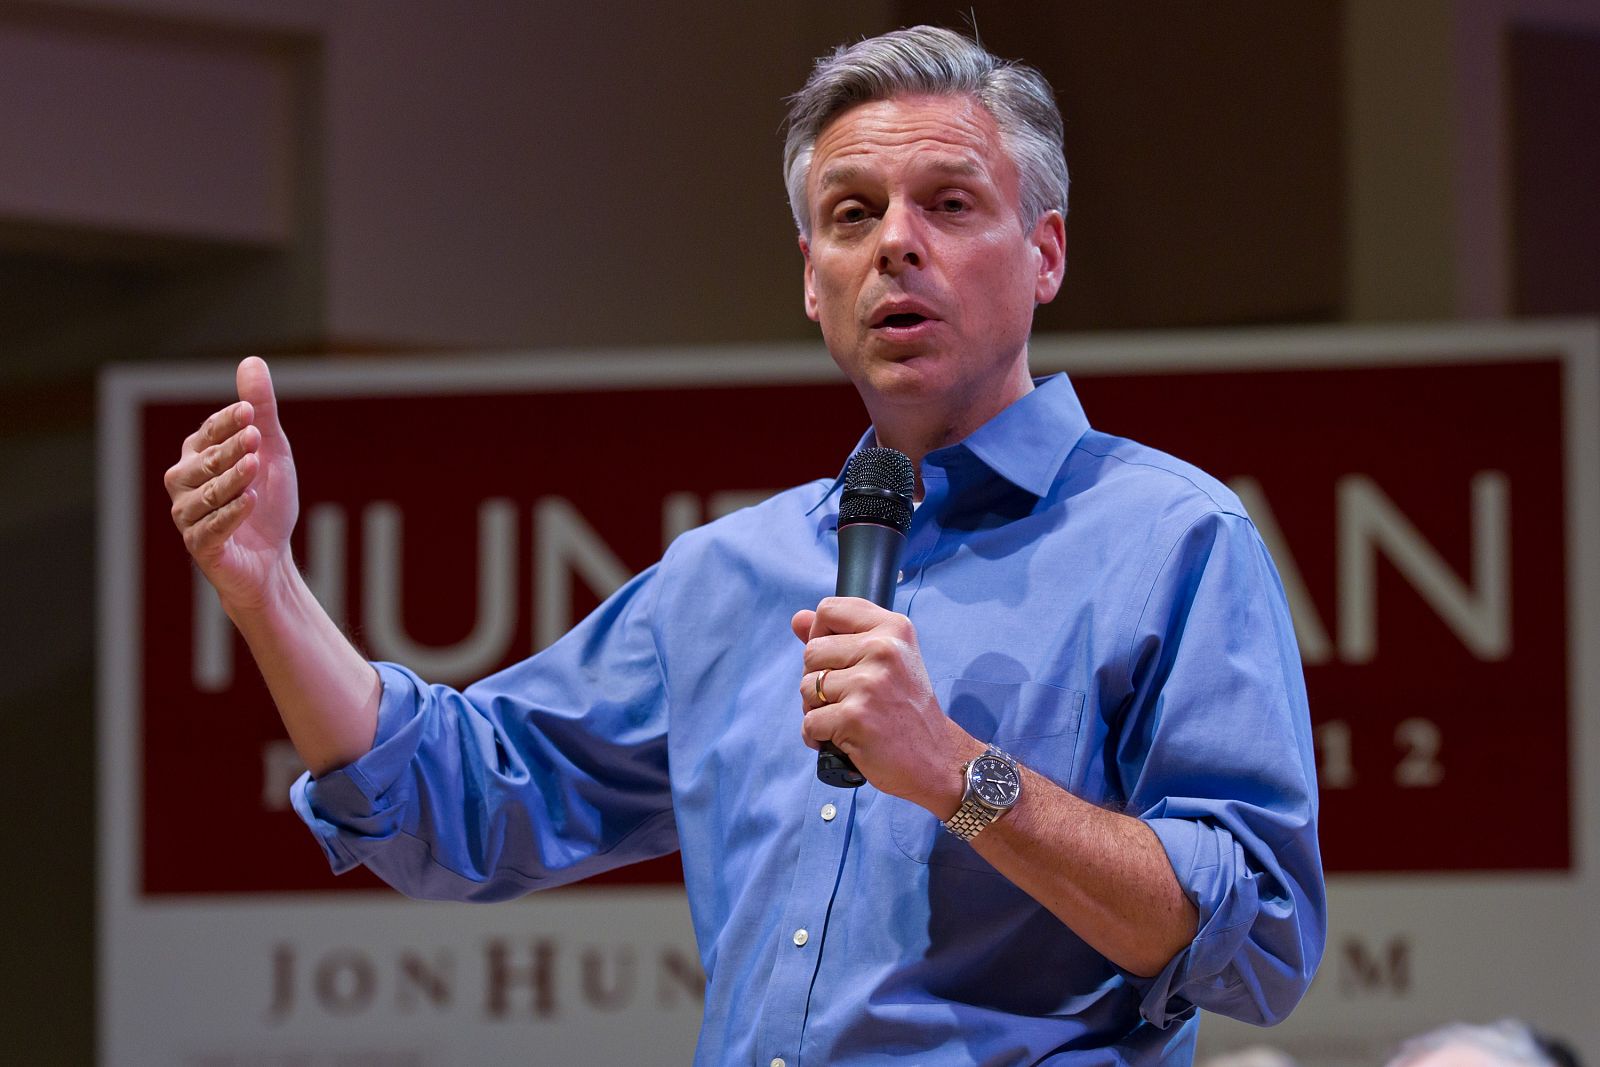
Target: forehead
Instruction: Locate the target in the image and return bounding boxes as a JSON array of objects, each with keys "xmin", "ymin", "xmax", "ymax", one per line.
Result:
[{"xmin": 809, "ymin": 92, "xmax": 1013, "ymax": 193}]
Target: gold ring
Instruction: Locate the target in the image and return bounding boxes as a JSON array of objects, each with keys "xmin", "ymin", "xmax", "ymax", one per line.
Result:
[{"xmin": 814, "ymin": 669, "xmax": 830, "ymax": 705}]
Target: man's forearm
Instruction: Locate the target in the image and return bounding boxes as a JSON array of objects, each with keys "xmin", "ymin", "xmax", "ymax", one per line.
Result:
[
  {"xmin": 955, "ymin": 758, "xmax": 1198, "ymax": 977},
  {"xmin": 224, "ymin": 557, "xmax": 382, "ymax": 777},
  {"xmin": 794, "ymin": 600, "xmax": 1198, "ymax": 976}
]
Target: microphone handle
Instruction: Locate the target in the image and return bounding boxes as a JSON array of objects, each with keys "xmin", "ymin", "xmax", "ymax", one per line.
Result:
[
  {"xmin": 818, "ymin": 522, "xmax": 906, "ymax": 788},
  {"xmin": 836, "ymin": 522, "xmax": 903, "ymax": 607}
]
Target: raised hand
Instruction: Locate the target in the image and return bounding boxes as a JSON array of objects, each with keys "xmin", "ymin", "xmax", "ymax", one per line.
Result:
[{"xmin": 163, "ymin": 356, "xmax": 299, "ymax": 612}]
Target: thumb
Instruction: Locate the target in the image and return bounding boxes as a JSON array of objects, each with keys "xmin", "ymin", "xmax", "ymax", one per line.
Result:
[
  {"xmin": 790, "ymin": 609, "xmax": 816, "ymax": 644},
  {"xmin": 236, "ymin": 356, "xmax": 283, "ymax": 436}
]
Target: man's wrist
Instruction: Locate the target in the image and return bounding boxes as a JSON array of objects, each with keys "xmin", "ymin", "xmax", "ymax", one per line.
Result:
[
  {"xmin": 220, "ymin": 552, "xmax": 311, "ymax": 630},
  {"xmin": 920, "ymin": 733, "xmax": 988, "ymax": 820},
  {"xmin": 943, "ymin": 745, "xmax": 1025, "ymax": 841}
]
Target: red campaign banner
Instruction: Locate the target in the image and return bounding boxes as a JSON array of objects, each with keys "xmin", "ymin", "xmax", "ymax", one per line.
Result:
[
  {"xmin": 135, "ymin": 355, "xmax": 1570, "ymax": 896},
  {"xmin": 1077, "ymin": 359, "xmax": 1568, "ymax": 875}
]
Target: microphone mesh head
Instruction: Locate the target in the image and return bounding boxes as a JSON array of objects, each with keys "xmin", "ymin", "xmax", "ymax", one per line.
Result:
[{"xmin": 839, "ymin": 446, "xmax": 915, "ymax": 533}]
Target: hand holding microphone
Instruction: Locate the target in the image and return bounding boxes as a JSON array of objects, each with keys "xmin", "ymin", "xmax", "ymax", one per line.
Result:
[{"xmin": 798, "ymin": 448, "xmax": 917, "ymax": 789}]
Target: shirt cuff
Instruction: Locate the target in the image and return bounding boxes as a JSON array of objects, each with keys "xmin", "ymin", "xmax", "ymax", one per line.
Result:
[
  {"xmin": 1124, "ymin": 815, "xmax": 1260, "ymax": 1028},
  {"xmin": 289, "ymin": 661, "xmax": 431, "ymax": 873}
]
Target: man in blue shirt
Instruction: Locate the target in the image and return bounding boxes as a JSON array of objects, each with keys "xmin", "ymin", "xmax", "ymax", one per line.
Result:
[{"xmin": 164, "ymin": 25, "xmax": 1323, "ymax": 1065}]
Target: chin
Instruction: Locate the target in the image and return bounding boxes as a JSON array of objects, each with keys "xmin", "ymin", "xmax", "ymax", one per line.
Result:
[{"xmin": 863, "ymin": 359, "xmax": 957, "ymax": 402}]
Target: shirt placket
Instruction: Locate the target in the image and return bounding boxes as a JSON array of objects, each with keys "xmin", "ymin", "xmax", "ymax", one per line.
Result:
[
  {"xmin": 752, "ymin": 778, "xmax": 858, "ymax": 1067},
  {"xmin": 897, "ymin": 466, "xmax": 948, "ymax": 600},
  {"xmin": 753, "ymin": 472, "xmax": 947, "ymax": 1066}
]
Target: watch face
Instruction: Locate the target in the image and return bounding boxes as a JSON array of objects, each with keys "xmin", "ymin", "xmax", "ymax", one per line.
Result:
[{"xmin": 970, "ymin": 754, "xmax": 1020, "ymax": 807}]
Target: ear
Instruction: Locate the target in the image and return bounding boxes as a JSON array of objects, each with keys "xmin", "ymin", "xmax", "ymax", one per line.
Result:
[
  {"xmin": 1030, "ymin": 210, "xmax": 1067, "ymax": 305},
  {"xmin": 799, "ymin": 235, "xmax": 820, "ymax": 322}
]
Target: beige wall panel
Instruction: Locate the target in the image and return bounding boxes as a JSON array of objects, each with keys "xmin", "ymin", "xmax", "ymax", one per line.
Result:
[
  {"xmin": 320, "ymin": 2, "xmax": 892, "ymax": 350},
  {"xmin": 1343, "ymin": 0, "xmax": 1458, "ymax": 322}
]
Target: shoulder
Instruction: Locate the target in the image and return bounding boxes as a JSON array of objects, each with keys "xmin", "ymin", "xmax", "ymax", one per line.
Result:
[
  {"xmin": 1068, "ymin": 428, "xmax": 1249, "ymax": 530},
  {"xmin": 1058, "ymin": 430, "xmax": 1268, "ymax": 597},
  {"xmin": 1067, "ymin": 436, "xmax": 1290, "ymax": 660},
  {"xmin": 658, "ymin": 477, "xmax": 835, "ymax": 574}
]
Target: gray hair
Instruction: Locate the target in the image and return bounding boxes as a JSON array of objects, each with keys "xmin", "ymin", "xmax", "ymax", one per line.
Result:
[
  {"xmin": 782, "ymin": 25, "xmax": 1070, "ymax": 237},
  {"xmin": 1387, "ymin": 1020, "xmax": 1559, "ymax": 1067}
]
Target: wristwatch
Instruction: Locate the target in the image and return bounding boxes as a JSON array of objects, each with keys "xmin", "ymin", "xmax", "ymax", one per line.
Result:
[{"xmin": 943, "ymin": 745, "xmax": 1023, "ymax": 841}]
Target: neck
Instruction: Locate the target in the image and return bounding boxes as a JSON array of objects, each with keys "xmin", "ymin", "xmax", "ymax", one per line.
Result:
[{"xmin": 867, "ymin": 365, "xmax": 1035, "ymax": 501}]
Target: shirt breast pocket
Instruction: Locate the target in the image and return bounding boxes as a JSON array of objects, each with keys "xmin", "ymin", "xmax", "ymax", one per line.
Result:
[{"xmin": 889, "ymin": 677, "xmax": 1087, "ymax": 873}]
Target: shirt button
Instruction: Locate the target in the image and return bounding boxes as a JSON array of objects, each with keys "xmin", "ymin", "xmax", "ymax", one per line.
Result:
[
  {"xmin": 792, "ymin": 928, "xmax": 809, "ymax": 947},
  {"xmin": 820, "ymin": 803, "xmax": 837, "ymax": 822},
  {"xmin": 771, "ymin": 1059, "xmax": 787, "ymax": 1067},
  {"xmin": 897, "ymin": 569, "xmax": 906, "ymax": 582}
]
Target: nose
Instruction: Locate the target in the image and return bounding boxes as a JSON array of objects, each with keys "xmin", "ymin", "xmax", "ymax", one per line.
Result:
[{"xmin": 874, "ymin": 200, "xmax": 924, "ymax": 275}]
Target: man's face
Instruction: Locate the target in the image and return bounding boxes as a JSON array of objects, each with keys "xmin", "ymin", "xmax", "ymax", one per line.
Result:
[{"xmin": 800, "ymin": 93, "xmax": 1065, "ymax": 421}]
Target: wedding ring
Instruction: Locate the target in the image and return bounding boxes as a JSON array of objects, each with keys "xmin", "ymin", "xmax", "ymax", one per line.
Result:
[{"xmin": 814, "ymin": 669, "xmax": 830, "ymax": 705}]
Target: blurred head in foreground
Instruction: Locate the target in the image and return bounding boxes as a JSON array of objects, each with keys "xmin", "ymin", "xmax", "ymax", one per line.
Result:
[{"xmin": 1387, "ymin": 1020, "xmax": 1580, "ymax": 1067}]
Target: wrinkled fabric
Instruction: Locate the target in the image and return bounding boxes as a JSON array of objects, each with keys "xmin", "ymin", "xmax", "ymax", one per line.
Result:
[{"xmin": 294, "ymin": 373, "xmax": 1324, "ymax": 1065}]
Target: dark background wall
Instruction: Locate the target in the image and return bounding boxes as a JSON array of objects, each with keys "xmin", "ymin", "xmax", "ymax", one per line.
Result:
[
  {"xmin": 0, "ymin": 0, "xmax": 1596, "ymax": 1061},
  {"xmin": 897, "ymin": 1, "xmax": 1346, "ymax": 331}
]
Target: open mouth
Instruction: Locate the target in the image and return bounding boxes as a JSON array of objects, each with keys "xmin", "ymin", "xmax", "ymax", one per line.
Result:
[{"xmin": 877, "ymin": 313, "xmax": 929, "ymax": 328}]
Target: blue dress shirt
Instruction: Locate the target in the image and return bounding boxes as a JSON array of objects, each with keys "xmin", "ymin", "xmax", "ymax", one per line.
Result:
[{"xmin": 293, "ymin": 372, "xmax": 1325, "ymax": 1065}]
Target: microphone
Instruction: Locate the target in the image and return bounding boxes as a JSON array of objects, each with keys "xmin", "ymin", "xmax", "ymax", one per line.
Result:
[{"xmin": 817, "ymin": 446, "xmax": 915, "ymax": 788}]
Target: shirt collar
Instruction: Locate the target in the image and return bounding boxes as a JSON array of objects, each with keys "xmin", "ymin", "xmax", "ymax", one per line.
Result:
[
  {"xmin": 953, "ymin": 372, "xmax": 1090, "ymax": 497},
  {"xmin": 807, "ymin": 373, "xmax": 1091, "ymax": 512}
]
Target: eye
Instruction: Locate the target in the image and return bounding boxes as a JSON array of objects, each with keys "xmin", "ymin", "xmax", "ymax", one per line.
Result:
[
  {"xmin": 938, "ymin": 196, "xmax": 969, "ymax": 213},
  {"xmin": 834, "ymin": 202, "xmax": 869, "ymax": 225}
]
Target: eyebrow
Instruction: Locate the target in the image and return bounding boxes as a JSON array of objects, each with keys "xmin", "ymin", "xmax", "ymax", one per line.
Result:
[
  {"xmin": 816, "ymin": 164, "xmax": 870, "ymax": 194},
  {"xmin": 816, "ymin": 158, "xmax": 984, "ymax": 193}
]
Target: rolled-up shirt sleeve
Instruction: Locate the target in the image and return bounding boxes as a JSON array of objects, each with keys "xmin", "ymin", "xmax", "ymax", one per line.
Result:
[
  {"xmin": 1115, "ymin": 509, "xmax": 1326, "ymax": 1027},
  {"xmin": 290, "ymin": 563, "xmax": 679, "ymax": 902}
]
